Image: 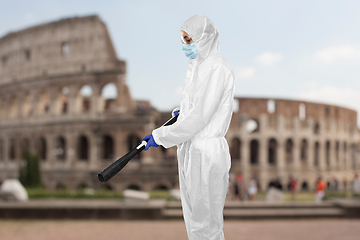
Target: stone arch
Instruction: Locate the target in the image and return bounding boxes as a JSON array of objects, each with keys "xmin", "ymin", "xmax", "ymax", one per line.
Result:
[
  {"xmin": 267, "ymin": 99, "xmax": 276, "ymax": 113},
  {"xmin": 299, "ymin": 103, "xmax": 306, "ymax": 120},
  {"xmin": 246, "ymin": 119, "xmax": 259, "ymax": 133},
  {"xmin": 343, "ymin": 181, "xmax": 347, "ymax": 191},
  {"xmin": 268, "ymin": 138, "xmax": 277, "ymax": 165},
  {"xmin": 358, "ymin": 143, "xmax": 360, "ymax": 167},
  {"xmin": 56, "ymin": 183, "xmax": 67, "ymax": 190},
  {"xmin": 77, "ymin": 135, "xmax": 89, "ymax": 160},
  {"xmin": 100, "ymin": 83, "xmax": 118, "ymax": 111},
  {"xmin": 9, "ymin": 138, "xmax": 16, "ymax": 160},
  {"xmin": 301, "ymin": 181, "xmax": 309, "ymax": 191},
  {"xmin": 326, "ymin": 141, "xmax": 331, "ymax": 167},
  {"xmin": 22, "ymin": 92, "xmax": 32, "ymax": 117},
  {"xmin": 325, "ymin": 106, "xmax": 330, "ymax": 116},
  {"xmin": 314, "ymin": 142, "xmax": 320, "ymax": 167},
  {"xmin": 335, "ymin": 141, "xmax": 340, "ymax": 166},
  {"xmin": 55, "ymin": 87, "xmax": 70, "ymax": 115},
  {"xmin": 36, "ymin": 137, "xmax": 47, "ymax": 161},
  {"xmin": 9, "ymin": 95, "xmax": 18, "ymax": 119},
  {"xmin": 103, "ymin": 134, "xmax": 114, "ymax": 160},
  {"xmin": 62, "ymin": 42, "xmax": 69, "ymax": 56},
  {"xmin": 55, "ymin": 136, "xmax": 66, "ymax": 160},
  {"xmin": 285, "ymin": 139, "xmax": 293, "ymax": 163},
  {"xmin": 314, "ymin": 122, "xmax": 320, "ymax": 134},
  {"xmin": 125, "ymin": 184, "xmax": 141, "ymax": 191},
  {"xmin": 75, "ymin": 84, "xmax": 93, "ymax": 113},
  {"xmin": 0, "ymin": 97, "xmax": 6, "ymax": 120},
  {"xmin": 250, "ymin": 139, "xmax": 259, "ymax": 165},
  {"xmin": 0, "ymin": 138, "xmax": 3, "ymax": 161},
  {"xmin": 233, "ymin": 99, "xmax": 239, "ymax": 112},
  {"xmin": 127, "ymin": 134, "xmax": 141, "ymax": 160},
  {"xmin": 351, "ymin": 143, "xmax": 357, "ymax": 169},
  {"xmin": 300, "ymin": 139, "xmax": 308, "ymax": 162},
  {"xmin": 230, "ymin": 137, "xmax": 241, "ymax": 160},
  {"xmin": 37, "ymin": 90, "xmax": 50, "ymax": 115},
  {"xmin": 153, "ymin": 184, "xmax": 169, "ymax": 191},
  {"xmin": 21, "ymin": 138, "xmax": 30, "ymax": 160},
  {"xmin": 343, "ymin": 142, "xmax": 347, "ymax": 167}
]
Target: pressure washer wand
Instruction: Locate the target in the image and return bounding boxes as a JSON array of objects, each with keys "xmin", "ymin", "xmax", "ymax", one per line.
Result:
[{"xmin": 97, "ymin": 114, "xmax": 179, "ymax": 183}]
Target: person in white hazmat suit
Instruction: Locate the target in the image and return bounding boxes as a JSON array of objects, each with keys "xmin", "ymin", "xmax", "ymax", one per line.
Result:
[{"xmin": 143, "ymin": 15, "xmax": 235, "ymax": 240}]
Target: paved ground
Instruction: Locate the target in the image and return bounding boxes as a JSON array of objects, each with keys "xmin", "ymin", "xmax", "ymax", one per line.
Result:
[{"xmin": 0, "ymin": 219, "xmax": 359, "ymax": 240}]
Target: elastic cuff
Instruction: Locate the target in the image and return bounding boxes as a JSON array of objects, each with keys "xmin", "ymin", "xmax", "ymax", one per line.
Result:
[{"xmin": 152, "ymin": 131, "xmax": 163, "ymax": 147}]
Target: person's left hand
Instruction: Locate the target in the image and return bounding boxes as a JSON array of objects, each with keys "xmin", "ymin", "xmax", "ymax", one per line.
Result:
[
  {"xmin": 172, "ymin": 107, "xmax": 180, "ymax": 117},
  {"xmin": 142, "ymin": 134, "xmax": 159, "ymax": 150},
  {"xmin": 173, "ymin": 110, "xmax": 180, "ymax": 116}
]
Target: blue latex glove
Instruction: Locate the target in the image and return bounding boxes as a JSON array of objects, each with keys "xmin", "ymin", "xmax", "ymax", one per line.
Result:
[
  {"xmin": 173, "ymin": 110, "xmax": 180, "ymax": 116},
  {"xmin": 142, "ymin": 134, "xmax": 159, "ymax": 151},
  {"xmin": 172, "ymin": 107, "xmax": 180, "ymax": 117}
]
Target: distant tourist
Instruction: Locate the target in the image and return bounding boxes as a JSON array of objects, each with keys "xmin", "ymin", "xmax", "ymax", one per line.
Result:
[
  {"xmin": 235, "ymin": 174, "xmax": 245, "ymax": 201},
  {"xmin": 247, "ymin": 177, "xmax": 257, "ymax": 201},
  {"xmin": 227, "ymin": 174, "xmax": 236, "ymax": 201},
  {"xmin": 289, "ymin": 176, "xmax": 297, "ymax": 201},
  {"xmin": 315, "ymin": 177, "xmax": 326, "ymax": 204},
  {"xmin": 353, "ymin": 174, "xmax": 360, "ymax": 194},
  {"xmin": 331, "ymin": 176, "xmax": 339, "ymax": 191}
]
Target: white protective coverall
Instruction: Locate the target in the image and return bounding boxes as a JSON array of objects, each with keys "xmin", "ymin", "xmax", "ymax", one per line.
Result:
[{"xmin": 152, "ymin": 15, "xmax": 235, "ymax": 240}]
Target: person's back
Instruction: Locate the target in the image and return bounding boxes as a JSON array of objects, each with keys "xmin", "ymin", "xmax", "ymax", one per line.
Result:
[
  {"xmin": 191, "ymin": 60, "xmax": 234, "ymax": 141},
  {"xmin": 290, "ymin": 179, "xmax": 297, "ymax": 191},
  {"xmin": 317, "ymin": 180, "xmax": 326, "ymax": 192},
  {"xmin": 315, "ymin": 179, "xmax": 326, "ymax": 204}
]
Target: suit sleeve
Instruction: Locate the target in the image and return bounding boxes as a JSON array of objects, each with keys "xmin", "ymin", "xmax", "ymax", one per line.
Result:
[{"xmin": 152, "ymin": 66, "xmax": 227, "ymax": 148}]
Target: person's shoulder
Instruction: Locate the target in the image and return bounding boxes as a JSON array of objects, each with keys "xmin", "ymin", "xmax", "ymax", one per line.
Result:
[
  {"xmin": 200, "ymin": 55, "xmax": 235, "ymax": 80},
  {"xmin": 216, "ymin": 56, "xmax": 235, "ymax": 78}
]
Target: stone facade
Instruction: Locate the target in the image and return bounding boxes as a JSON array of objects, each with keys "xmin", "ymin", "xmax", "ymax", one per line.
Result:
[
  {"xmin": 0, "ymin": 15, "xmax": 359, "ymax": 192},
  {"xmin": 228, "ymin": 98, "xmax": 360, "ymax": 191},
  {"xmin": 0, "ymin": 15, "xmax": 178, "ymax": 191}
]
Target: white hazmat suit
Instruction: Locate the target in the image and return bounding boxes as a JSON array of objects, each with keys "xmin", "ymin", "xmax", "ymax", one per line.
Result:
[{"xmin": 152, "ymin": 15, "xmax": 235, "ymax": 240}]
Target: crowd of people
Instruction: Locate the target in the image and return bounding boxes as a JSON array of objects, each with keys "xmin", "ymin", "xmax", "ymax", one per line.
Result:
[
  {"xmin": 227, "ymin": 174, "xmax": 258, "ymax": 202},
  {"xmin": 227, "ymin": 173, "xmax": 360, "ymax": 203}
]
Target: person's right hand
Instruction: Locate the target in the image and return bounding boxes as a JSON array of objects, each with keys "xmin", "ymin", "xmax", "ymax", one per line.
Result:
[{"xmin": 142, "ymin": 134, "xmax": 159, "ymax": 151}]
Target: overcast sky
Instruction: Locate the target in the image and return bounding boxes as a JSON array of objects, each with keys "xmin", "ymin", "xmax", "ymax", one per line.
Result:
[{"xmin": 1, "ymin": 0, "xmax": 360, "ymax": 127}]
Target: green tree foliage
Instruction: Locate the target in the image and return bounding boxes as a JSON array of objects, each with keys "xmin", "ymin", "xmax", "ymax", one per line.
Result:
[{"xmin": 19, "ymin": 150, "xmax": 42, "ymax": 188}]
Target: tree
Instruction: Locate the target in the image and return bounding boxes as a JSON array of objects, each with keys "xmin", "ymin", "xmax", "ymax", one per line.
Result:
[{"xmin": 19, "ymin": 150, "xmax": 42, "ymax": 188}]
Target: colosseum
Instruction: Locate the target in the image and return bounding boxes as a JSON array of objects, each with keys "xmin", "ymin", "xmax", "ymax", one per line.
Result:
[{"xmin": 0, "ymin": 15, "xmax": 359, "ymax": 193}]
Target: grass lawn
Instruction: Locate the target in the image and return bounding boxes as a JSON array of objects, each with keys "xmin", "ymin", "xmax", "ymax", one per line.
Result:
[
  {"xmin": 23, "ymin": 188, "xmax": 172, "ymax": 200},
  {"xmin": 255, "ymin": 190, "xmax": 360, "ymax": 202},
  {"xmin": 1, "ymin": 188, "xmax": 359, "ymax": 202}
]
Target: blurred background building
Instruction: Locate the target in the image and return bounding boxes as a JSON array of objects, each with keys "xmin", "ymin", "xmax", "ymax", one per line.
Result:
[{"xmin": 0, "ymin": 15, "xmax": 359, "ymax": 192}]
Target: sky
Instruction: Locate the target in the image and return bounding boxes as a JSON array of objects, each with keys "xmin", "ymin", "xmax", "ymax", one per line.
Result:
[{"xmin": 1, "ymin": 0, "xmax": 360, "ymax": 127}]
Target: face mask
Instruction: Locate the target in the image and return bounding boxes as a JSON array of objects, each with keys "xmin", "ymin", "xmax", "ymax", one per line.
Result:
[{"xmin": 182, "ymin": 43, "xmax": 197, "ymax": 59}]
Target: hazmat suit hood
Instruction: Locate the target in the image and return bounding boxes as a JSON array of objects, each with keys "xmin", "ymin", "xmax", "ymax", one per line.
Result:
[{"xmin": 181, "ymin": 15, "xmax": 220, "ymax": 63}]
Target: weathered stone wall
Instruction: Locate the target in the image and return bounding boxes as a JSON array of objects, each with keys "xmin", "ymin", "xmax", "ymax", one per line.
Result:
[
  {"xmin": 0, "ymin": 15, "xmax": 121, "ymax": 85},
  {"xmin": 228, "ymin": 97, "xmax": 360, "ymax": 192},
  {"xmin": 0, "ymin": 15, "xmax": 177, "ymax": 191}
]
